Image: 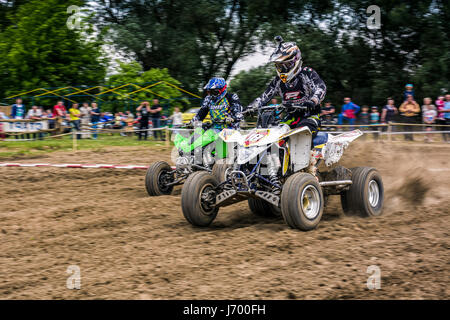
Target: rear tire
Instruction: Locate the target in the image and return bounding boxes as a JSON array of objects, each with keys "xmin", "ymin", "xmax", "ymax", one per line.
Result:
[
  {"xmin": 181, "ymin": 171, "xmax": 219, "ymax": 227},
  {"xmin": 340, "ymin": 167, "xmax": 383, "ymax": 217},
  {"xmin": 281, "ymin": 172, "xmax": 324, "ymax": 231},
  {"xmin": 248, "ymin": 198, "xmax": 281, "ymax": 217},
  {"xmin": 145, "ymin": 161, "xmax": 174, "ymax": 196}
]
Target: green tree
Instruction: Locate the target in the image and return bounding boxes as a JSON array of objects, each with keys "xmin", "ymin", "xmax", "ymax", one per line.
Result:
[
  {"xmin": 0, "ymin": 0, "xmax": 28, "ymax": 31},
  {"xmin": 240, "ymin": 0, "xmax": 449, "ymax": 107},
  {"xmin": 101, "ymin": 61, "xmax": 191, "ymax": 113},
  {"xmin": 0, "ymin": 0, "xmax": 107, "ymax": 101},
  {"xmin": 91, "ymin": 0, "xmax": 333, "ymax": 91},
  {"xmin": 336, "ymin": 0, "xmax": 449, "ymax": 104},
  {"xmin": 230, "ymin": 64, "xmax": 276, "ymax": 106}
]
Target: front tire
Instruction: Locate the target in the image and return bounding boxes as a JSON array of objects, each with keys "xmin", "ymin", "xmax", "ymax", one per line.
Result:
[
  {"xmin": 340, "ymin": 167, "xmax": 384, "ymax": 217},
  {"xmin": 281, "ymin": 172, "xmax": 324, "ymax": 231},
  {"xmin": 145, "ymin": 161, "xmax": 174, "ymax": 196},
  {"xmin": 181, "ymin": 171, "xmax": 219, "ymax": 227}
]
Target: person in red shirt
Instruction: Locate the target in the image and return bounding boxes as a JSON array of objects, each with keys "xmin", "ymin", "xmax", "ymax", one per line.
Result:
[{"xmin": 52, "ymin": 101, "xmax": 67, "ymax": 118}]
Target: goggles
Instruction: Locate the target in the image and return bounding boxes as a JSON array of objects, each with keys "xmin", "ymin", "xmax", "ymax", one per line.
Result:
[
  {"xmin": 206, "ymin": 89, "xmax": 222, "ymax": 97},
  {"xmin": 275, "ymin": 60, "xmax": 295, "ymax": 74}
]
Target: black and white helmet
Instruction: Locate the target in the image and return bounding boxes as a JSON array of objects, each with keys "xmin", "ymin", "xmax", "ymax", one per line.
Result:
[{"xmin": 269, "ymin": 36, "xmax": 302, "ymax": 83}]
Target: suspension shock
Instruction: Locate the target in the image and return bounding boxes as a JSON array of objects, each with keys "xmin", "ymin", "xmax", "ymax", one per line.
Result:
[{"xmin": 267, "ymin": 152, "xmax": 281, "ymax": 194}]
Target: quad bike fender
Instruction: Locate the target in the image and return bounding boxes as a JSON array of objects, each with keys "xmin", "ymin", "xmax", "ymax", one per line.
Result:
[
  {"xmin": 219, "ymin": 128, "xmax": 243, "ymax": 143},
  {"xmin": 175, "ymin": 128, "xmax": 220, "ymax": 154},
  {"xmin": 322, "ymin": 130, "xmax": 363, "ymax": 166},
  {"xmin": 192, "ymin": 128, "xmax": 219, "ymax": 150}
]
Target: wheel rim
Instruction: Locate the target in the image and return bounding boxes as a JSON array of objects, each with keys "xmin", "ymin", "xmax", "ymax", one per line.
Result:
[
  {"xmin": 301, "ymin": 185, "xmax": 321, "ymax": 220},
  {"xmin": 368, "ymin": 180, "xmax": 380, "ymax": 207},
  {"xmin": 199, "ymin": 183, "xmax": 216, "ymax": 215},
  {"xmin": 158, "ymin": 170, "xmax": 173, "ymax": 192}
]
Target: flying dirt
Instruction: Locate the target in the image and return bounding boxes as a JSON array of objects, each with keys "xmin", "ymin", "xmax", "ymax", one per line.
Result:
[{"xmin": 0, "ymin": 141, "xmax": 448, "ymax": 299}]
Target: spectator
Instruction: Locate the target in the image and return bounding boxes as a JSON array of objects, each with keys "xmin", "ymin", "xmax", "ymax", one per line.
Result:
[
  {"xmin": 90, "ymin": 102, "xmax": 101, "ymax": 140},
  {"xmin": 370, "ymin": 106, "xmax": 380, "ymax": 140},
  {"xmin": 370, "ymin": 106, "xmax": 380, "ymax": 124},
  {"xmin": 113, "ymin": 112, "xmax": 127, "ymax": 136},
  {"xmin": 43, "ymin": 109, "xmax": 55, "ymax": 136},
  {"xmin": 0, "ymin": 111, "xmax": 9, "ymax": 119},
  {"xmin": 52, "ymin": 100, "xmax": 67, "ymax": 118},
  {"xmin": 113, "ymin": 113, "xmax": 122, "ymax": 128},
  {"xmin": 11, "ymin": 98, "xmax": 26, "ymax": 139},
  {"xmin": 0, "ymin": 114, "xmax": 4, "ymax": 140},
  {"xmin": 0, "ymin": 112, "xmax": 6, "ymax": 139},
  {"xmin": 268, "ymin": 98, "xmax": 278, "ymax": 106},
  {"xmin": 26, "ymin": 105, "xmax": 43, "ymax": 140},
  {"xmin": 444, "ymin": 94, "xmax": 450, "ymax": 143},
  {"xmin": 100, "ymin": 112, "xmax": 113, "ymax": 124},
  {"xmin": 11, "ymin": 98, "xmax": 26, "ymax": 119},
  {"xmin": 137, "ymin": 101, "xmax": 150, "ymax": 140},
  {"xmin": 169, "ymin": 106, "xmax": 183, "ymax": 128},
  {"xmin": 119, "ymin": 112, "xmax": 127, "ymax": 121},
  {"xmin": 79, "ymin": 102, "xmax": 92, "ymax": 139},
  {"xmin": 403, "ymin": 84, "xmax": 415, "ymax": 101},
  {"xmin": 338, "ymin": 97, "xmax": 360, "ymax": 127},
  {"xmin": 124, "ymin": 113, "xmax": 135, "ymax": 136},
  {"xmin": 69, "ymin": 103, "xmax": 82, "ymax": 140},
  {"xmin": 381, "ymin": 97, "xmax": 398, "ymax": 125},
  {"xmin": 422, "ymin": 98, "xmax": 437, "ymax": 143},
  {"xmin": 320, "ymin": 101, "xmax": 335, "ymax": 121},
  {"xmin": 399, "ymin": 94, "xmax": 420, "ymax": 141},
  {"xmin": 125, "ymin": 110, "xmax": 134, "ymax": 119},
  {"xmin": 268, "ymin": 98, "xmax": 283, "ymax": 121},
  {"xmin": 150, "ymin": 99, "xmax": 163, "ymax": 140},
  {"xmin": 435, "ymin": 96, "xmax": 446, "ymax": 141},
  {"xmin": 359, "ymin": 105, "xmax": 370, "ymax": 127}
]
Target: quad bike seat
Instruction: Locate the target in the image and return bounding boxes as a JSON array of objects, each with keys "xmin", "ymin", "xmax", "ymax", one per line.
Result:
[{"xmin": 313, "ymin": 131, "xmax": 329, "ymax": 147}]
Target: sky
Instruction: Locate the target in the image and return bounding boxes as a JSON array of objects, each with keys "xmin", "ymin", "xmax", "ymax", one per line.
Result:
[{"xmin": 230, "ymin": 51, "xmax": 268, "ymax": 78}]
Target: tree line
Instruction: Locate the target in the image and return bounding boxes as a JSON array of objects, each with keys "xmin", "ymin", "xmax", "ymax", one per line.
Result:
[{"xmin": 0, "ymin": 0, "xmax": 448, "ymax": 109}]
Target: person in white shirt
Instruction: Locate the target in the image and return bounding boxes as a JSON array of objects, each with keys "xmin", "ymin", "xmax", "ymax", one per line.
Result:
[
  {"xmin": 169, "ymin": 106, "xmax": 184, "ymax": 139},
  {"xmin": 26, "ymin": 106, "xmax": 43, "ymax": 140},
  {"xmin": 26, "ymin": 105, "xmax": 43, "ymax": 119},
  {"xmin": 79, "ymin": 102, "xmax": 92, "ymax": 138},
  {"xmin": 170, "ymin": 106, "xmax": 183, "ymax": 127},
  {"xmin": 422, "ymin": 98, "xmax": 437, "ymax": 143}
]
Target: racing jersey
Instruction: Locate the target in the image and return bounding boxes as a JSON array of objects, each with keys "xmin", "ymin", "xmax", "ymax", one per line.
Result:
[
  {"xmin": 194, "ymin": 92, "xmax": 243, "ymax": 129},
  {"xmin": 250, "ymin": 66, "xmax": 326, "ymax": 118}
]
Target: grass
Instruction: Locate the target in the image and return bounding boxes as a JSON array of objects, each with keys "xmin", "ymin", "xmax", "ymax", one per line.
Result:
[{"xmin": 0, "ymin": 133, "xmax": 170, "ymax": 160}]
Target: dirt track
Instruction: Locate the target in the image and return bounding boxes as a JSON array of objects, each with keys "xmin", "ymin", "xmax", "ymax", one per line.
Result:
[{"xmin": 0, "ymin": 141, "xmax": 449, "ymax": 299}]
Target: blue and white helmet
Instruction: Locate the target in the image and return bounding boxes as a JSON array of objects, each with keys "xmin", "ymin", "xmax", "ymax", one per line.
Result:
[{"xmin": 203, "ymin": 77, "xmax": 227, "ymax": 102}]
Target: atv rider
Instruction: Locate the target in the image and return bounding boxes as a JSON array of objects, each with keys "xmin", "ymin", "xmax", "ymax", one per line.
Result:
[
  {"xmin": 249, "ymin": 36, "xmax": 326, "ymax": 139},
  {"xmin": 192, "ymin": 77, "xmax": 244, "ymax": 131}
]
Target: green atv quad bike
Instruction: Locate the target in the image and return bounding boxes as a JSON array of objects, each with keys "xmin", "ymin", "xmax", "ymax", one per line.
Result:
[{"xmin": 145, "ymin": 122, "xmax": 231, "ymax": 196}]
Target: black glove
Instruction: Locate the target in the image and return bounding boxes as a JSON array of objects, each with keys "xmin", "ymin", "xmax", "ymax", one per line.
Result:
[{"xmin": 301, "ymin": 100, "xmax": 316, "ymax": 113}]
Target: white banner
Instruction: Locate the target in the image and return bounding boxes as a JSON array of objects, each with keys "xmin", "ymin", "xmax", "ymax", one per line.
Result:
[{"xmin": 1, "ymin": 120, "xmax": 49, "ymax": 132}]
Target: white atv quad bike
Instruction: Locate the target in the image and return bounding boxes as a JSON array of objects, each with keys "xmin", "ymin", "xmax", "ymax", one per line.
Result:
[{"xmin": 181, "ymin": 104, "xmax": 384, "ymax": 231}]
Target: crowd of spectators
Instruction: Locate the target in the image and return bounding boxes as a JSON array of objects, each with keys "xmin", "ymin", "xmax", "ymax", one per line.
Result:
[
  {"xmin": 2, "ymin": 86, "xmax": 450, "ymax": 142},
  {"xmin": 1, "ymin": 98, "xmax": 169, "ymax": 141},
  {"xmin": 320, "ymin": 84, "xmax": 450, "ymax": 142}
]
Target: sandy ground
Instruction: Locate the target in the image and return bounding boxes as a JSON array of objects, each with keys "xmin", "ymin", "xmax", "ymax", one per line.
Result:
[{"xmin": 0, "ymin": 141, "xmax": 449, "ymax": 299}]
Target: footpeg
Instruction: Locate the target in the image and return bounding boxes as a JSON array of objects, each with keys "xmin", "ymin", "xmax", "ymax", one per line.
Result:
[
  {"xmin": 255, "ymin": 191, "xmax": 280, "ymax": 207},
  {"xmin": 216, "ymin": 190, "xmax": 236, "ymax": 205}
]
